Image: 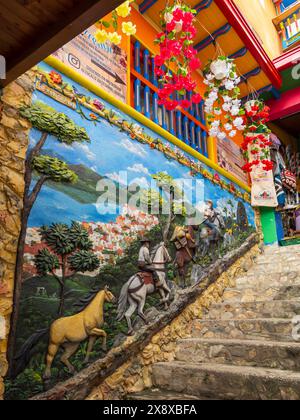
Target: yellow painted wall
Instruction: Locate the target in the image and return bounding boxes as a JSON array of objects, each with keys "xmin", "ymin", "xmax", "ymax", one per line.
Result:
[{"xmin": 234, "ymin": 0, "xmax": 282, "ymax": 59}]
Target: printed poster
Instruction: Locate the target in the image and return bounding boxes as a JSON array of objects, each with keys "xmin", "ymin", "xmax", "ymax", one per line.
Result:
[
  {"xmin": 217, "ymin": 137, "xmax": 249, "ymax": 185},
  {"xmin": 52, "ymin": 25, "xmax": 127, "ymax": 103}
]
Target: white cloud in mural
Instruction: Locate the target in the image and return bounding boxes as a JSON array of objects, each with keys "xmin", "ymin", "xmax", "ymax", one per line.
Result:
[
  {"xmin": 75, "ymin": 144, "xmax": 96, "ymax": 161},
  {"xmin": 105, "ymin": 172, "xmax": 127, "ymax": 184},
  {"xmin": 130, "ymin": 176, "xmax": 150, "ymax": 189},
  {"xmin": 128, "ymin": 163, "xmax": 150, "ymax": 176},
  {"xmin": 119, "ymin": 138, "xmax": 147, "ymax": 158}
]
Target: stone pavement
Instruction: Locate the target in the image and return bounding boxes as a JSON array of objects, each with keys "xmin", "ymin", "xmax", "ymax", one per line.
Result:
[{"xmin": 134, "ymin": 244, "xmax": 300, "ymax": 400}]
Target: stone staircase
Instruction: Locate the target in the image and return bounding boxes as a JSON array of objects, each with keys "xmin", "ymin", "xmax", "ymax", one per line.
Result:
[{"xmin": 133, "ymin": 244, "xmax": 300, "ymax": 400}]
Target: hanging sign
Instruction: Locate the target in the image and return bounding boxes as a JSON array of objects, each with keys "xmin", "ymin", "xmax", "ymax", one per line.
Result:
[
  {"xmin": 250, "ymin": 167, "xmax": 278, "ymax": 208},
  {"xmin": 217, "ymin": 137, "xmax": 249, "ymax": 185},
  {"xmin": 52, "ymin": 25, "xmax": 128, "ymax": 103}
]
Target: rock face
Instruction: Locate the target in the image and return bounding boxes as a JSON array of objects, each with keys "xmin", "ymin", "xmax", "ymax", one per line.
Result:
[
  {"xmin": 140, "ymin": 244, "xmax": 300, "ymax": 400},
  {"xmin": 0, "ymin": 71, "xmax": 35, "ymax": 399}
]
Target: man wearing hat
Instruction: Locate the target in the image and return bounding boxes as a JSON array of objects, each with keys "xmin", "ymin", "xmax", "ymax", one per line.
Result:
[
  {"xmin": 138, "ymin": 237, "xmax": 159, "ymax": 281},
  {"xmin": 203, "ymin": 199, "xmax": 222, "ymax": 240}
]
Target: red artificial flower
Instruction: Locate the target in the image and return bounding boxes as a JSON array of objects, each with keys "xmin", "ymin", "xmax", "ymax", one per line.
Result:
[
  {"xmin": 155, "ymin": 68, "xmax": 165, "ymax": 77},
  {"xmin": 166, "ymin": 20, "xmax": 176, "ymax": 32},
  {"xmin": 242, "ymin": 162, "xmax": 253, "ymax": 173},
  {"xmin": 184, "ymin": 47, "xmax": 197, "ymax": 59},
  {"xmin": 182, "ymin": 12, "xmax": 194, "ymax": 27},
  {"xmin": 154, "ymin": 55, "xmax": 165, "ymax": 67},
  {"xmin": 180, "ymin": 99, "xmax": 191, "ymax": 109},
  {"xmin": 189, "ymin": 57, "xmax": 201, "ymax": 71},
  {"xmin": 191, "ymin": 94, "xmax": 202, "ymax": 104},
  {"xmin": 165, "ymin": 100, "xmax": 179, "ymax": 111},
  {"xmin": 172, "ymin": 8, "xmax": 184, "ymax": 21}
]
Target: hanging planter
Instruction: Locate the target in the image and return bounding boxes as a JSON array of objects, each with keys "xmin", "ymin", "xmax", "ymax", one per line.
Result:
[
  {"xmin": 241, "ymin": 99, "xmax": 273, "ymax": 173},
  {"xmin": 154, "ymin": 3, "xmax": 202, "ymax": 111},
  {"xmin": 204, "ymin": 56, "xmax": 244, "ymax": 140}
]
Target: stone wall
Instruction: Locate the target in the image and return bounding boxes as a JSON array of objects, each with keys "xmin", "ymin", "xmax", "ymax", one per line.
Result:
[
  {"xmin": 0, "ymin": 70, "xmax": 35, "ymax": 399},
  {"xmin": 32, "ymin": 234, "xmax": 260, "ymax": 400}
]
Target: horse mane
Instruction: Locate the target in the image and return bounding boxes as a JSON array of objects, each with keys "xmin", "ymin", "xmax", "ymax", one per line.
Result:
[{"xmin": 73, "ymin": 287, "xmax": 102, "ymax": 313}]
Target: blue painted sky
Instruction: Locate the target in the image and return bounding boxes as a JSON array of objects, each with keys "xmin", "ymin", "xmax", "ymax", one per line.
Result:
[{"xmin": 28, "ymin": 62, "xmax": 255, "ymax": 227}]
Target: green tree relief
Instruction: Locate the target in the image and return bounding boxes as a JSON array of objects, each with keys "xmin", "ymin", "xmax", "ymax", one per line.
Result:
[
  {"xmin": 8, "ymin": 101, "xmax": 90, "ymax": 370},
  {"xmin": 34, "ymin": 222, "xmax": 100, "ymax": 316}
]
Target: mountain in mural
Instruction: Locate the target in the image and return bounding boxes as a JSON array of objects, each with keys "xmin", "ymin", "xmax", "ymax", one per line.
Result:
[{"xmin": 38, "ymin": 159, "xmax": 129, "ymax": 205}]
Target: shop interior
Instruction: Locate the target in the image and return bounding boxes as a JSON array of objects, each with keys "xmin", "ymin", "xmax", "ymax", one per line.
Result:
[{"xmin": 268, "ymin": 113, "xmax": 300, "ymax": 245}]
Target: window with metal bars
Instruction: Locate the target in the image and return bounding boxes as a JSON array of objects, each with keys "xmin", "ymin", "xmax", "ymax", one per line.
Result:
[{"xmin": 130, "ymin": 39, "xmax": 209, "ymax": 157}]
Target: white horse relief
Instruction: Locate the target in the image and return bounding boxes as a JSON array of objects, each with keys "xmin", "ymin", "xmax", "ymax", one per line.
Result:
[{"xmin": 117, "ymin": 242, "xmax": 172, "ymax": 335}]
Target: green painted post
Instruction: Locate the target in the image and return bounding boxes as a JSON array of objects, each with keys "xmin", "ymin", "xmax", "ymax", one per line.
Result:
[{"xmin": 260, "ymin": 207, "xmax": 278, "ymax": 245}]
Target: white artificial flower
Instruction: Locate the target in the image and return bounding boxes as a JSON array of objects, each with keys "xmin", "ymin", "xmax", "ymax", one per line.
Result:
[
  {"xmin": 209, "ymin": 128, "xmax": 219, "ymax": 137},
  {"xmin": 232, "ymin": 99, "xmax": 241, "ymax": 107},
  {"xmin": 223, "ymin": 95, "xmax": 232, "ymax": 103},
  {"xmin": 224, "ymin": 123, "xmax": 233, "ymax": 131},
  {"xmin": 211, "ymin": 120, "xmax": 220, "ymax": 128},
  {"xmin": 214, "ymin": 108, "xmax": 222, "ymax": 115},
  {"xmin": 235, "ymin": 77, "xmax": 241, "ymax": 85},
  {"xmin": 229, "ymin": 130, "xmax": 237, "ymax": 137},
  {"xmin": 233, "ymin": 117, "xmax": 244, "ymax": 127},
  {"xmin": 224, "ymin": 80, "xmax": 235, "ymax": 91},
  {"xmin": 217, "ymin": 131, "xmax": 227, "ymax": 140},
  {"xmin": 210, "ymin": 59, "xmax": 231, "ymax": 80},
  {"xmin": 206, "ymin": 73, "xmax": 215, "ymax": 81},
  {"xmin": 230, "ymin": 106, "xmax": 240, "ymax": 116},
  {"xmin": 222, "ymin": 103, "xmax": 231, "ymax": 112}
]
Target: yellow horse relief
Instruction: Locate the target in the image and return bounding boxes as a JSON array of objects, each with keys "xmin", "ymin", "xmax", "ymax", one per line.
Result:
[{"xmin": 44, "ymin": 287, "xmax": 116, "ymax": 379}]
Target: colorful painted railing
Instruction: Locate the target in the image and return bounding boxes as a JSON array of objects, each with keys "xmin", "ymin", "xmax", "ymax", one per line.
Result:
[
  {"xmin": 131, "ymin": 41, "xmax": 208, "ymax": 157},
  {"xmin": 273, "ymin": 1, "xmax": 300, "ymax": 49}
]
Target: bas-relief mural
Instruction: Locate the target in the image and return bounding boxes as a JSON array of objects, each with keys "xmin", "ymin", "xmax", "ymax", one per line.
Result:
[{"xmin": 5, "ymin": 63, "xmax": 256, "ymax": 399}]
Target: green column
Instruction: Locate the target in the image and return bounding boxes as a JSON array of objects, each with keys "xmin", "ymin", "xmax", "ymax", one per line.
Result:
[{"xmin": 260, "ymin": 207, "xmax": 278, "ymax": 245}]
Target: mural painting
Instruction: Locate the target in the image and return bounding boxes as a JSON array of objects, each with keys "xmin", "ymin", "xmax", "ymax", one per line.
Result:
[{"xmin": 5, "ymin": 63, "xmax": 256, "ymax": 400}]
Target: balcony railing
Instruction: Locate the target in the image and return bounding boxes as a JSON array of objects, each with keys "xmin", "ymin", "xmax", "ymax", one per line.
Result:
[
  {"xmin": 131, "ymin": 41, "xmax": 209, "ymax": 157},
  {"xmin": 273, "ymin": 1, "xmax": 300, "ymax": 49}
]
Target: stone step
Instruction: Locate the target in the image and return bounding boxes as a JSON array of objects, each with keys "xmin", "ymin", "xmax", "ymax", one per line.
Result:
[
  {"xmin": 263, "ymin": 245, "xmax": 300, "ymax": 255},
  {"xmin": 152, "ymin": 361, "xmax": 300, "ymax": 400},
  {"xmin": 127, "ymin": 389, "xmax": 206, "ymax": 400},
  {"xmin": 247, "ymin": 261, "xmax": 300, "ymax": 274},
  {"xmin": 236, "ymin": 272, "xmax": 300, "ymax": 288},
  {"xmin": 191, "ymin": 318, "xmax": 297, "ymax": 342},
  {"xmin": 175, "ymin": 338, "xmax": 300, "ymax": 371},
  {"xmin": 222, "ymin": 284, "xmax": 300, "ymax": 303},
  {"xmin": 256, "ymin": 254, "xmax": 300, "ymax": 265},
  {"xmin": 204, "ymin": 300, "xmax": 300, "ymax": 320}
]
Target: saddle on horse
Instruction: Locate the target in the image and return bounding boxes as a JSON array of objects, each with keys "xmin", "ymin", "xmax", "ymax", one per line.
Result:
[{"xmin": 137, "ymin": 271, "xmax": 154, "ymax": 285}]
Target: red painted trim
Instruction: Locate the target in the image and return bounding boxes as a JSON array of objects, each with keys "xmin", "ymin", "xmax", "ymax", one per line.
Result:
[
  {"xmin": 268, "ymin": 85, "xmax": 300, "ymax": 120},
  {"xmin": 273, "ymin": 45, "xmax": 300, "ymax": 71},
  {"xmin": 214, "ymin": 0, "xmax": 282, "ymax": 89}
]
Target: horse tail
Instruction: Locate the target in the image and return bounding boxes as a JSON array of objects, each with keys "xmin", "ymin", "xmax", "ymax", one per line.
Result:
[
  {"xmin": 116, "ymin": 278, "xmax": 132, "ymax": 321},
  {"xmin": 9, "ymin": 327, "xmax": 50, "ymax": 379}
]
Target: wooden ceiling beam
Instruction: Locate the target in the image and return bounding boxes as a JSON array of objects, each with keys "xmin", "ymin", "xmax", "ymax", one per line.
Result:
[{"xmin": 1, "ymin": 0, "xmax": 124, "ymax": 87}]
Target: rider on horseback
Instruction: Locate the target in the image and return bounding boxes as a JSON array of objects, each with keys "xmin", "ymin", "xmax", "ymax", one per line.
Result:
[
  {"xmin": 203, "ymin": 200, "xmax": 223, "ymax": 240},
  {"xmin": 138, "ymin": 237, "xmax": 159, "ymax": 282}
]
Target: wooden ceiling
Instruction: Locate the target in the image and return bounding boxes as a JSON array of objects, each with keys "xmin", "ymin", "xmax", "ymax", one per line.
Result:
[
  {"xmin": 0, "ymin": 0, "xmax": 123, "ymax": 87},
  {"xmin": 136, "ymin": 0, "xmax": 281, "ymax": 98}
]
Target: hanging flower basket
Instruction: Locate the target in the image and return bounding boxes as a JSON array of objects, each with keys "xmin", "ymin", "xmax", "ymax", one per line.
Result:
[
  {"xmin": 154, "ymin": 2, "xmax": 202, "ymax": 110},
  {"xmin": 204, "ymin": 56, "xmax": 244, "ymax": 140},
  {"xmin": 242, "ymin": 99, "xmax": 273, "ymax": 173}
]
